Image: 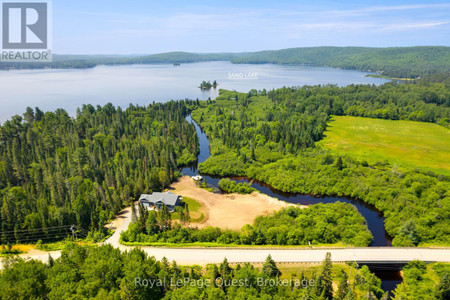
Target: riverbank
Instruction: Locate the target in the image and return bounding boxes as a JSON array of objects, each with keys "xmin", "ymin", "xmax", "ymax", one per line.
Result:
[
  {"xmin": 184, "ymin": 114, "xmax": 392, "ymax": 246},
  {"xmin": 170, "ymin": 176, "xmax": 297, "ymax": 230},
  {"xmin": 191, "ymin": 89, "xmax": 450, "ymax": 247}
]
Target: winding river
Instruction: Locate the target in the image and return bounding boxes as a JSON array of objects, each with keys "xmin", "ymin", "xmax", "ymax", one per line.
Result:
[
  {"xmin": 181, "ymin": 115, "xmax": 403, "ymax": 293},
  {"xmin": 182, "ymin": 115, "xmax": 392, "ymax": 247}
]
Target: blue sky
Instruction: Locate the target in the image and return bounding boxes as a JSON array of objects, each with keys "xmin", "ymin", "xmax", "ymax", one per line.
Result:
[{"xmin": 53, "ymin": 0, "xmax": 450, "ymax": 54}]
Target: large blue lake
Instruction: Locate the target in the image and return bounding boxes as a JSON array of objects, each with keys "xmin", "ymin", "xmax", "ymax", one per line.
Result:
[{"xmin": 0, "ymin": 61, "xmax": 388, "ymax": 122}]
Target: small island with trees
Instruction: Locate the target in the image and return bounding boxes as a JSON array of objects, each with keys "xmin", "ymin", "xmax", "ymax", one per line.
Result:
[{"xmin": 199, "ymin": 80, "xmax": 218, "ymax": 90}]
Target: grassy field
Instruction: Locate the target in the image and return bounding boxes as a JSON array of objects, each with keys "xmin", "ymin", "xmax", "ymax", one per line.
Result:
[
  {"xmin": 318, "ymin": 116, "xmax": 450, "ymax": 175},
  {"xmin": 183, "ymin": 196, "xmax": 206, "ymax": 222},
  {"xmin": 171, "ymin": 196, "xmax": 206, "ymax": 223}
]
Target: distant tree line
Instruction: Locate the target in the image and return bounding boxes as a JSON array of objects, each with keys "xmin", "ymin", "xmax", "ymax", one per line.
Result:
[
  {"xmin": 267, "ymin": 82, "xmax": 450, "ymax": 127},
  {"xmin": 2, "ymin": 47, "xmax": 449, "ymax": 78}
]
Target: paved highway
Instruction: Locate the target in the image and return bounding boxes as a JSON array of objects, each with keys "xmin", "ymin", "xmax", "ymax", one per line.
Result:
[
  {"xmin": 5, "ymin": 246, "xmax": 450, "ymax": 267},
  {"xmin": 135, "ymin": 247, "xmax": 450, "ymax": 265},
  {"xmin": 2, "ymin": 206, "xmax": 449, "ymax": 267}
]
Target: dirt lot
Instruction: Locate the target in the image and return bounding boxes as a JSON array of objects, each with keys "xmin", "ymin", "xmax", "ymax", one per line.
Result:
[
  {"xmin": 105, "ymin": 206, "xmax": 131, "ymax": 231},
  {"xmin": 170, "ymin": 176, "xmax": 299, "ymax": 230}
]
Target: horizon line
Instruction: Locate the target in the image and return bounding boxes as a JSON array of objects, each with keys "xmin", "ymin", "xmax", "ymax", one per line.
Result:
[{"xmin": 52, "ymin": 45, "xmax": 450, "ymax": 56}]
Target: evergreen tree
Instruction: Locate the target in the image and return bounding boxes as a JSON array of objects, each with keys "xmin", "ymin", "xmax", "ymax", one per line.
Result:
[
  {"xmin": 184, "ymin": 203, "xmax": 190, "ymax": 226},
  {"xmin": 316, "ymin": 252, "xmax": 333, "ymax": 299},
  {"xmin": 220, "ymin": 257, "xmax": 232, "ymax": 276},
  {"xmin": 171, "ymin": 260, "xmax": 180, "ymax": 279},
  {"xmin": 219, "ymin": 258, "xmax": 232, "ymax": 292},
  {"xmin": 206, "ymin": 264, "xmax": 220, "ymax": 286},
  {"xmin": 435, "ymin": 273, "xmax": 450, "ymax": 300},
  {"xmin": 262, "ymin": 255, "xmax": 281, "ymax": 278},
  {"xmin": 146, "ymin": 210, "xmax": 159, "ymax": 234},
  {"xmin": 177, "ymin": 206, "xmax": 185, "ymax": 225},
  {"xmin": 47, "ymin": 254, "xmax": 54, "ymax": 268},
  {"xmin": 334, "ymin": 156, "xmax": 344, "ymax": 171},
  {"xmin": 138, "ymin": 202, "xmax": 149, "ymax": 229},
  {"xmin": 131, "ymin": 202, "xmax": 137, "ymax": 223},
  {"xmin": 158, "ymin": 204, "xmax": 171, "ymax": 231},
  {"xmin": 336, "ymin": 269, "xmax": 350, "ymax": 300}
]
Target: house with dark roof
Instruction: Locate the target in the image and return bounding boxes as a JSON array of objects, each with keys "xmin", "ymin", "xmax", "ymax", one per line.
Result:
[{"xmin": 138, "ymin": 191, "xmax": 182, "ymax": 213}]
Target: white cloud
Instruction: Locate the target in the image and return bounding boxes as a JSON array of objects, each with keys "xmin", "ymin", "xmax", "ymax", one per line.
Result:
[
  {"xmin": 380, "ymin": 21, "xmax": 449, "ymax": 31},
  {"xmin": 278, "ymin": 3, "xmax": 450, "ymax": 18}
]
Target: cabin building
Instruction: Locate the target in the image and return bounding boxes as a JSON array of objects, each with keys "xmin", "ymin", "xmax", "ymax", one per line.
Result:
[{"xmin": 138, "ymin": 191, "xmax": 182, "ymax": 213}]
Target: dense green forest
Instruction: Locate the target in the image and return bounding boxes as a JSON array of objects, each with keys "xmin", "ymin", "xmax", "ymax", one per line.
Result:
[
  {"xmin": 0, "ymin": 102, "xmax": 198, "ymax": 242},
  {"xmin": 0, "ymin": 243, "xmax": 390, "ymax": 299},
  {"xmin": 2, "ymin": 243, "xmax": 449, "ymax": 299},
  {"xmin": 218, "ymin": 178, "xmax": 255, "ymax": 194},
  {"xmin": 2, "ymin": 47, "xmax": 449, "ymax": 78},
  {"xmin": 121, "ymin": 203, "xmax": 372, "ymax": 247},
  {"xmin": 393, "ymin": 261, "xmax": 450, "ymax": 299},
  {"xmin": 192, "ymin": 85, "xmax": 450, "ymax": 246}
]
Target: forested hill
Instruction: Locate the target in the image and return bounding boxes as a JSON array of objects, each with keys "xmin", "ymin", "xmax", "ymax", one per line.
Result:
[
  {"xmin": 1, "ymin": 46, "xmax": 449, "ymax": 78},
  {"xmin": 119, "ymin": 52, "xmax": 241, "ymax": 64},
  {"xmin": 230, "ymin": 46, "xmax": 450, "ymax": 78},
  {"xmin": 0, "ymin": 102, "xmax": 198, "ymax": 236},
  {"xmin": 0, "ymin": 52, "xmax": 241, "ymax": 70}
]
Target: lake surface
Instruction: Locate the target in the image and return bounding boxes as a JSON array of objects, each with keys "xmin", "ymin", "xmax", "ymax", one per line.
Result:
[{"xmin": 0, "ymin": 61, "xmax": 388, "ymax": 122}]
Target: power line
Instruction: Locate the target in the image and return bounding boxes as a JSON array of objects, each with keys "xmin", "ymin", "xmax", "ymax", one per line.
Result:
[
  {"xmin": 1, "ymin": 235, "xmax": 87, "ymax": 243},
  {"xmin": 0, "ymin": 232, "xmax": 73, "ymax": 241},
  {"xmin": 0, "ymin": 227, "xmax": 76, "ymax": 237},
  {"xmin": 0, "ymin": 232, "xmax": 88, "ymax": 243},
  {"xmin": 0, "ymin": 225, "xmax": 72, "ymax": 234},
  {"xmin": 1, "ymin": 230, "xmax": 77, "ymax": 239},
  {"xmin": 0, "ymin": 225, "xmax": 89, "ymax": 243},
  {"xmin": 0, "ymin": 225, "xmax": 88, "ymax": 235}
]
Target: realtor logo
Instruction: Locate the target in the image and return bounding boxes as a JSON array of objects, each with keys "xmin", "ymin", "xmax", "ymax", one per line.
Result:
[{"xmin": 1, "ymin": 1, "xmax": 52, "ymax": 62}]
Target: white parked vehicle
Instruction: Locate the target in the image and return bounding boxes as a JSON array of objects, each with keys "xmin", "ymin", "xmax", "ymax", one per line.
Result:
[{"xmin": 192, "ymin": 175, "xmax": 203, "ymax": 181}]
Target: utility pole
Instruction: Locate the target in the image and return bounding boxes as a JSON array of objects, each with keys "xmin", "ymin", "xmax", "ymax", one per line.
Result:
[{"xmin": 70, "ymin": 225, "xmax": 77, "ymax": 240}]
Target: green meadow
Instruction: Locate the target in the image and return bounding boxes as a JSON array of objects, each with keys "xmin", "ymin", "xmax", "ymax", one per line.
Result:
[
  {"xmin": 318, "ymin": 116, "xmax": 450, "ymax": 175},
  {"xmin": 171, "ymin": 196, "xmax": 205, "ymax": 223}
]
